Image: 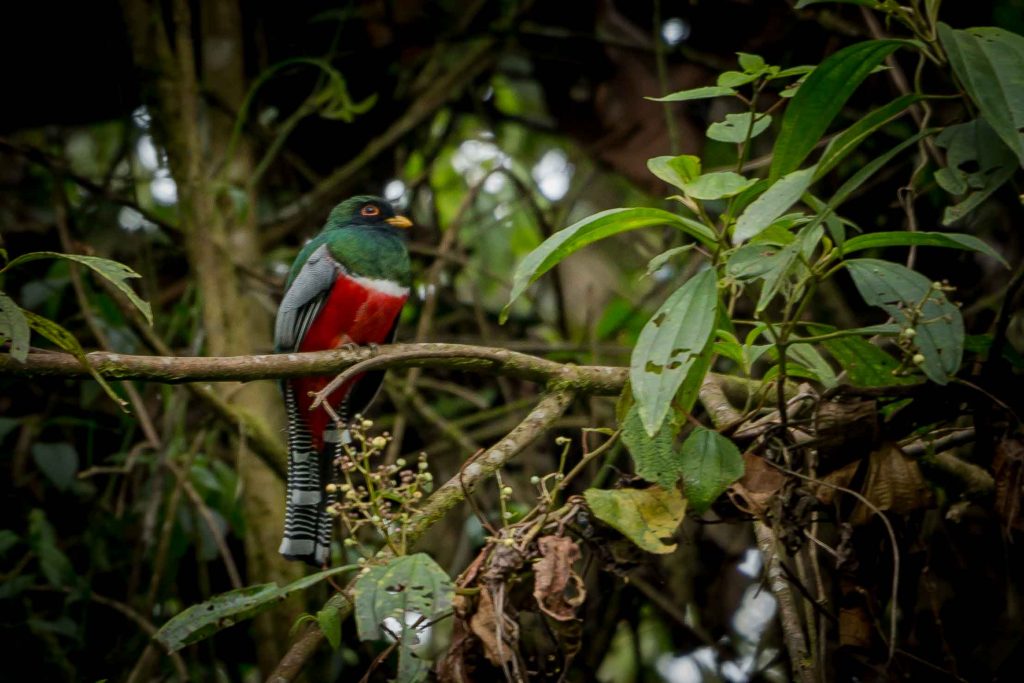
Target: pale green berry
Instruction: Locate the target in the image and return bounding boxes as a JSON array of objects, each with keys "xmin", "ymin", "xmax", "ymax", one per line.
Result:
[{"xmin": 912, "ymin": 353, "xmax": 926, "ymax": 365}]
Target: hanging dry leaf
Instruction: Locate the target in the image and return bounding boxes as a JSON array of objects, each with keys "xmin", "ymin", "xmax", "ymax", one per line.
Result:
[
  {"xmin": 850, "ymin": 443, "xmax": 931, "ymax": 525},
  {"xmin": 470, "ymin": 587, "xmax": 519, "ymax": 666},
  {"xmin": 728, "ymin": 452, "xmax": 786, "ymax": 515},
  {"xmin": 533, "ymin": 536, "xmax": 586, "ymax": 622},
  {"xmin": 994, "ymin": 437, "xmax": 1024, "ymax": 534}
]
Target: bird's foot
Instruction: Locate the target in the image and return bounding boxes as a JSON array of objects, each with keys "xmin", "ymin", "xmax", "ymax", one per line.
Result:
[
  {"xmin": 340, "ymin": 341, "xmax": 360, "ymax": 352},
  {"xmin": 366, "ymin": 342, "xmax": 380, "ymax": 356}
]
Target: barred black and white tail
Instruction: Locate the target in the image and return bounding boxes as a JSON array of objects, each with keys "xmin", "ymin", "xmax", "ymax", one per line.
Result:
[{"xmin": 279, "ymin": 385, "xmax": 337, "ymax": 566}]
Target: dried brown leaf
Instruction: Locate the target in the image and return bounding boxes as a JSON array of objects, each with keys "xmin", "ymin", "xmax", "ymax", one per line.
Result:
[
  {"xmin": 469, "ymin": 588, "xmax": 518, "ymax": 666},
  {"xmin": 532, "ymin": 536, "xmax": 586, "ymax": 622},
  {"xmin": 728, "ymin": 452, "xmax": 787, "ymax": 515},
  {"xmin": 851, "ymin": 443, "xmax": 930, "ymax": 525}
]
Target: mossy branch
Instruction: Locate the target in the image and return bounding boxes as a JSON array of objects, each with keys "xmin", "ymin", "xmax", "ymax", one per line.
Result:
[{"xmin": 0, "ymin": 343, "xmax": 628, "ymax": 394}]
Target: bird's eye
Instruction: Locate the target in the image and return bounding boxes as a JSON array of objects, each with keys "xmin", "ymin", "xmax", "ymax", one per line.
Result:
[{"xmin": 360, "ymin": 205, "xmax": 381, "ymax": 217}]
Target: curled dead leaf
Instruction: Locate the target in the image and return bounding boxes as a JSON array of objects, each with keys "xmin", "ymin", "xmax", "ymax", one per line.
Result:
[
  {"xmin": 850, "ymin": 443, "xmax": 931, "ymax": 525},
  {"xmin": 533, "ymin": 536, "xmax": 586, "ymax": 622},
  {"xmin": 469, "ymin": 587, "xmax": 518, "ymax": 666},
  {"xmin": 728, "ymin": 452, "xmax": 787, "ymax": 515}
]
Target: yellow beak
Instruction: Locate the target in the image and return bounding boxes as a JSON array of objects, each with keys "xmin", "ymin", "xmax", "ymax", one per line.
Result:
[{"xmin": 385, "ymin": 215, "xmax": 413, "ymax": 229}]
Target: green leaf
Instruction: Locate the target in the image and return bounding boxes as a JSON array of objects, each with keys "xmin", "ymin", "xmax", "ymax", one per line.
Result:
[
  {"xmin": 352, "ymin": 553, "xmax": 453, "ymax": 640},
  {"xmin": 28, "ymin": 509, "xmax": 73, "ymax": 588},
  {"xmin": 621, "ymin": 405, "xmax": 682, "ymax": 488},
  {"xmin": 841, "ymin": 231, "xmax": 1007, "ymax": 267},
  {"xmin": 846, "ymin": 259, "xmax": 964, "ymax": 384},
  {"xmin": 938, "ymin": 24, "xmax": 1024, "ymax": 167},
  {"xmin": 648, "ymin": 155, "xmax": 701, "ymax": 189},
  {"xmin": 155, "ymin": 565, "xmax": 355, "ymax": 652},
  {"xmin": 644, "ymin": 245, "xmax": 695, "ymax": 278},
  {"xmin": 0, "ymin": 530, "xmax": 19, "ymax": 557},
  {"xmin": 737, "ymin": 53, "xmax": 766, "ymax": 73},
  {"xmin": 630, "ymin": 269, "xmax": 719, "ymax": 436},
  {"xmin": 31, "ymin": 442, "xmax": 79, "ymax": 491},
  {"xmin": 647, "ymin": 86, "xmax": 737, "ymax": 102},
  {"xmin": 787, "ymin": 343, "xmax": 838, "ymax": 389},
  {"xmin": 770, "ymin": 40, "xmax": 905, "ymax": 181},
  {"xmin": 353, "ymin": 553, "xmax": 454, "ymax": 683},
  {"xmin": 803, "ymin": 129, "xmax": 933, "ymax": 237},
  {"xmin": 21, "ymin": 309, "xmax": 126, "ymax": 410},
  {"xmin": 718, "ymin": 71, "xmax": 762, "ymax": 88},
  {"xmin": 734, "ymin": 167, "xmax": 815, "ymax": 243},
  {"xmin": 726, "ymin": 243, "xmax": 786, "ymax": 282},
  {"xmin": 795, "ymin": 0, "xmax": 883, "ymax": 7},
  {"xmin": 707, "ymin": 113, "xmax": 772, "ymax": 144},
  {"xmin": 934, "ymin": 119, "xmax": 1018, "ymax": 225},
  {"xmin": 805, "ymin": 323, "xmax": 915, "ymax": 387},
  {"xmin": 679, "ymin": 428, "xmax": 744, "ymax": 514},
  {"xmin": 503, "ymin": 208, "xmax": 716, "ymax": 321},
  {"xmin": 584, "ymin": 486, "xmax": 687, "ymax": 554},
  {"xmin": 317, "ymin": 606, "xmax": 342, "ymax": 650},
  {"xmin": 0, "ymin": 291, "xmax": 30, "ymax": 362},
  {"xmin": 682, "ymin": 172, "xmax": 758, "ymax": 200},
  {"xmin": 756, "ymin": 224, "xmax": 823, "ymax": 313},
  {"xmin": 4, "ymin": 252, "xmax": 153, "ymax": 326},
  {"xmin": 815, "ymin": 94, "xmax": 921, "ymax": 180}
]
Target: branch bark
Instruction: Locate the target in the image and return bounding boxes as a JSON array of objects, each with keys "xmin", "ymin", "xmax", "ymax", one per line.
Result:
[
  {"xmin": 267, "ymin": 388, "xmax": 577, "ymax": 682},
  {"xmin": 0, "ymin": 343, "xmax": 628, "ymax": 394}
]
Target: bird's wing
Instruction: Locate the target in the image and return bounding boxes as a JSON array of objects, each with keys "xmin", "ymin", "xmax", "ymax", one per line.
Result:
[{"xmin": 274, "ymin": 244, "xmax": 338, "ymax": 351}]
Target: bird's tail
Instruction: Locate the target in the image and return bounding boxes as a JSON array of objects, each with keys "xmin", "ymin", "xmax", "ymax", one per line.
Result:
[{"xmin": 279, "ymin": 385, "xmax": 337, "ymax": 566}]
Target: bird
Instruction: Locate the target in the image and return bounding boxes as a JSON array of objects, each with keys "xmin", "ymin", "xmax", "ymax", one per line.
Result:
[{"xmin": 274, "ymin": 195, "xmax": 412, "ymax": 565}]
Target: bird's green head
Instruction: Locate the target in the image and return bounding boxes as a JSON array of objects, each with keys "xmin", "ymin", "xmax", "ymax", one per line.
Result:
[{"xmin": 324, "ymin": 195, "xmax": 413, "ymax": 233}]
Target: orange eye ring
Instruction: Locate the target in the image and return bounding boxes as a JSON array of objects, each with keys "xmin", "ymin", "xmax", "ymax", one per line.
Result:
[{"xmin": 360, "ymin": 205, "xmax": 381, "ymax": 217}]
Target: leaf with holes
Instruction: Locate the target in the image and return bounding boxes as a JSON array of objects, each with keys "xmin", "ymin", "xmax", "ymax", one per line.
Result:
[
  {"xmin": 584, "ymin": 486, "xmax": 687, "ymax": 554},
  {"xmin": 631, "ymin": 268, "xmax": 719, "ymax": 436},
  {"xmin": 4, "ymin": 252, "xmax": 153, "ymax": 325},
  {"xmin": 155, "ymin": 565, "xmax": 355, "ymax": 652},
  {"xmin": 353, "ymin": 553, "xmax": 454, "ymax": 682},
  {"xmin": 0, "ymin": 291, "xmax": 30, "ymax": 362},
  {"xmin": 933, "ymin": 119, "xmax": 1018, "ymax": 225},
  {"xmin": 939, "ymin": 24, "xmax": 1024, "ymax": 167},
  {"xmin": 679, "ymin": 428, "xmax": 745, "ymax": 513},
  {"xmin": 846, "ymin": 259, "xmax": 964, "ymax": 384}
]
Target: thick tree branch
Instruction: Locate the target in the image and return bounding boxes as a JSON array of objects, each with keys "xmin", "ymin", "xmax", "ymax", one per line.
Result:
[
  {"xmin": 0, "ymin": 343, "xmax": 627, "ymax": 394},
  {"xmin": 267, "ymin": 388, "xmax": 577, "ymax": 682}
]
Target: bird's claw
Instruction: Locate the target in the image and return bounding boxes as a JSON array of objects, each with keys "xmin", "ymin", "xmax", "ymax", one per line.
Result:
[{"xmin": 367, "ymin": 342, "xmax": 380, "ymax": 356}]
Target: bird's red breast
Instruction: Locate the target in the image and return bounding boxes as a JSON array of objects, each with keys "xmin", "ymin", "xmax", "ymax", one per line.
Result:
[{"xmin": 293, "ymin": 271, "xmax": 408, "ymax": 448}]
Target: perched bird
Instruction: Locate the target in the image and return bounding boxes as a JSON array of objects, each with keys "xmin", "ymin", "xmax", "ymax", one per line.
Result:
[{"xmin": 274, "ymin": 195, "xmax": 412, "ymax": 565}]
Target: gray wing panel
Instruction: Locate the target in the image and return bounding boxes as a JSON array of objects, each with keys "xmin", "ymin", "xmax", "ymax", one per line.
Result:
[{"xmin": 274, "ymin": 244, "xmax": 339, "ymax": 351}]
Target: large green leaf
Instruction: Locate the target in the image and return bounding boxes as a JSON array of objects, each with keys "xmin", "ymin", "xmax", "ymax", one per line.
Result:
[
  {"xmin": 769, "ymin": 40, "xmax": 905, "ymax": 181},
  {"xmin": 841, "ymin": 231, "xmax": 1007, "ymax": 266},
  {"xmin": 805, "ymin": 323, "xmax": 915, "ymax": 387},
  {"xmin": 155, "ymin": 565, "xmax": 355, "ymax": 652},
  {"xmin": 621, "ymin": 404, "xmax": 682, "ymax": 488},
  {"xmin": 631, "ymin": 269, "xmax": 719, "ymax": 436},
  {"xmin": 814, "ymin": 94, "xmax": 920, "ymax": 180},
  {"xmin": 4, "ymin": 252, "xmax": 153, "ymax": 325},
  {"xmin": 679, "ymin": 428, "xmax": 744, "ymax": 514},
  {"xmin": 31, "ymin": 442, "xmax": 79, "ymax": 491},
  {"xmin": 0, "ymin": 291, "xmax": 30, "ymax": 362},
  {"xmin": 846, "ymin": 259, "xmax": 964, "ymax": 384},
  {"xmin": 647, "ymin": 86, "xmax": 737, "ymax": 102},
  {"xmin": 734, "ymin": 167, "xmax": 815, "ymax": 243},
  {"xmin": 934, "ymin": 119, "xmax": 1018, "ymax": 225},
  {"xmin": 584, "ymin": 486, "xmax": 687, "ymax": 554},
  {"xmin": 939, "ymin": 24, "xmax": 1024, "ymax": 167},
  {"xmin": 352, "ymin": 553, "xmax": 454, "ymax": 683},
  {"xmin": 503, "ymin": 208, "xmax": 715, "ymax": 321}
]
